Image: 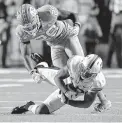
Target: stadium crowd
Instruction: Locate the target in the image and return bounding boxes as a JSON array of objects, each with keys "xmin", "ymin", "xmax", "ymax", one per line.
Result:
[{"xmin": 0, "ymin": 0, "xmax": 122, "ymax": 68}]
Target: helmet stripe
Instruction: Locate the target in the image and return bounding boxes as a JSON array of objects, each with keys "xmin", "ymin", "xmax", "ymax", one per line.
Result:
[
  {"xmin": 20, "ymin": 6, "xmax": 24, "ymax": 24},
  {"xmin": 22, "ymin": 5, "xmax": 27, "ymax": 24},
  {"xmin": 25, "ymin": 4, "xmax": 29, "ymax": 24},
  {"xmin": 25, "ymin": 4, "xmax": 30, "ymax": 24},
  {"xmin": 88, "ymin": 55, "xmax": 99, "ymax": 69},
  {"xmin": 21, "ymin": 4, "xmax": 29, "ymax": 24}
]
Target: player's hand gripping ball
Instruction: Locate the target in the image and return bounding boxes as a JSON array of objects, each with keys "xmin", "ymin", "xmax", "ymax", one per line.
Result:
[{"xmin": 30, "ymin": 69, "xmax": 42, "ymax": 83}]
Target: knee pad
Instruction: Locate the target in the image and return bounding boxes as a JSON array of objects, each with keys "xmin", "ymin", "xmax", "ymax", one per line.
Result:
[{"xmin": 35, "ymin": 102, "xmax": 50, "ymax": 114}]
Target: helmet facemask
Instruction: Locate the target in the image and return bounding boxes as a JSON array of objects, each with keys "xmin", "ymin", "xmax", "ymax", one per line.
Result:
[
  {"xmin": 79, "ymin": 63, "xmax": 98, "ymax": 80},
  {"xmin": 79, "ymin": 55, "xmax": 102, "ymax": 80},
  {"xmin": 23, "ymin": 15, "xmax": 41, "ymax": 36}
]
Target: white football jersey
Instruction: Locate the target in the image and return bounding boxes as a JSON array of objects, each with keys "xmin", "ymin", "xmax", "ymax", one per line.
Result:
[{"xmin": 67, "ymin": 55, "xmax": 106, "ymax": 92}]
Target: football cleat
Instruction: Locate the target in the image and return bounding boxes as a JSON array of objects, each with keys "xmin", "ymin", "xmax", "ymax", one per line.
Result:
[
  {"xmin": 11, "ymin": 101, "xmax": 35, "ymax": 114},
  {"xmin": 94, "ymin": 100, "xmax": 112, "ymax": 112},
  {"xmin": 31, "ymin": 53, "xmax": 44, "ymax": 64}
]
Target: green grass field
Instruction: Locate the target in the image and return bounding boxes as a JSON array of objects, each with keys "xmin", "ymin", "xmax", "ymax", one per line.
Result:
[{"xmin": 0, "ymin": 68, "xmax": 122, "ymax": 122}]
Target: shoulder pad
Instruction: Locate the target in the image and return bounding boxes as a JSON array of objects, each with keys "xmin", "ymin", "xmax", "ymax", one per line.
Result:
[{"xmin": 37, "ymin": 5, "xmax": 58, "ymax": 22}]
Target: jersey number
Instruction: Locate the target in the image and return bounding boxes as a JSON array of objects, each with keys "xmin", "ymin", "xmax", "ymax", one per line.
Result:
[{"xmin": 36, "ymin": 25, "xmax": 58, "ymax": 41}]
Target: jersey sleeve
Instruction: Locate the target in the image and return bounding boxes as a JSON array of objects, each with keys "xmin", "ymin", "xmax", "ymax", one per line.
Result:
[
  {"xmin": 37, "ymin": 5, "xmax": 58, "ymax": 22},
  {"xmin": 16, "ymin": 25, "xmax": 30, "ymax": 44},
  {"xmin": 91, "ymin": 72, "xmax": 106, "ymax": 91}
]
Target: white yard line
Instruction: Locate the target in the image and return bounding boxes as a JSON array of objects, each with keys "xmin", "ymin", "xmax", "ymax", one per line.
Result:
[
  {"xmin": 0, "ymin": 92, "xmax": 48, "ymax": 94},
  {"xmin": 0, "ymin": 84, "xmax": 24, "ymax": 88},
  {"xmin": 106, "ymin": 75, "xmax": 122, "ymax": 78},
  {"xmin": 0, "ymin": 79, "xmax": 33, "ymax": 83},
  {"xmin": 0, "ymin": 69, "xmax": 27, "ymax": 74}
]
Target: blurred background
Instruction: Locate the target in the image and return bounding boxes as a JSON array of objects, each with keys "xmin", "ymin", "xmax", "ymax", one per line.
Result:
[{"xmin": 0, "ymin": 0, "xmax": 122, "ymax": 68}]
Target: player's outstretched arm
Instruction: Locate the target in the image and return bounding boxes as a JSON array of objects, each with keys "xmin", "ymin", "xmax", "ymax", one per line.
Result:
[
  {"xmin": 20, "ymin": 42, "xmax": 36, "ymax": 72},
  {"xmin": 67, "ymin": 91, "xmax": 98, "ymax": 108},
  {"xmin": 54, "ymin": 66, "xmax": 69, "ymax": 94},
  {"xmin": 20, "ymin": 42, "xmax": 42, "ymax": 83}
]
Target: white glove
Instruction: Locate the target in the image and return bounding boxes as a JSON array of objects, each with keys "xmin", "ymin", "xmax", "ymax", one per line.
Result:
[
  {"xmin": 65, "ymin": 90, "xmax": 77, "ymax": 100},
  {"xmin": 30, "ymin": 69, "xmax": 42, "ymax": 83}
]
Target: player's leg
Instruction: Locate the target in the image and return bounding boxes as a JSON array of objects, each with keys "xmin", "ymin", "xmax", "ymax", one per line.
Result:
[
  {"xmin": 42, "ymin": 89, "xmax": 65, "ymax": 113},
  {"xmin": 51, "ymin": 45, "xmax": 69, "ymax": 68},
  {"xmin": 65, "ymin": 36, "xmax": 84, "ymax": 57},
  {"xmin": 11, "ymin": 89, "xmax": 65, "ymax": 114},
  {"xmin": 28, "ymin": 88, "xmax": 83, "ymax": 114}
]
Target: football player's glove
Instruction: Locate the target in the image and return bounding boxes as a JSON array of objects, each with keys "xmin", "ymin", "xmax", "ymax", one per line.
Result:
[
  {"xmin": 11, "ymin": 101, "xmax": 35, "ymax": 114},
  {"xmin": 31, "ymin": 53, "xmax": 44, "ymax": 64},
  {"xmin": 30, "ymin": 69, "xmax": 43, "ymax": 83}
]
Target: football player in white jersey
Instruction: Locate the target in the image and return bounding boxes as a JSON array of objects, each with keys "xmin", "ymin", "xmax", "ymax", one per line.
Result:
[
  {"xmin": 11, "ymin": 54, "xmax": 111, "ymax": 114},
  {"xmin": 15, "ymin": 4, "xmax": 110, "ymax": 114}
]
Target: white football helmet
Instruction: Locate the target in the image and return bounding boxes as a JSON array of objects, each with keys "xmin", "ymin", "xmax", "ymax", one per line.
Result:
[
  {"xmin": 17, "ymin": 4, "xmax": 40, "ymax": 36},
  {"xmin": 79, "ymin": 54, "xmax": 103, "ymax": 79}
]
